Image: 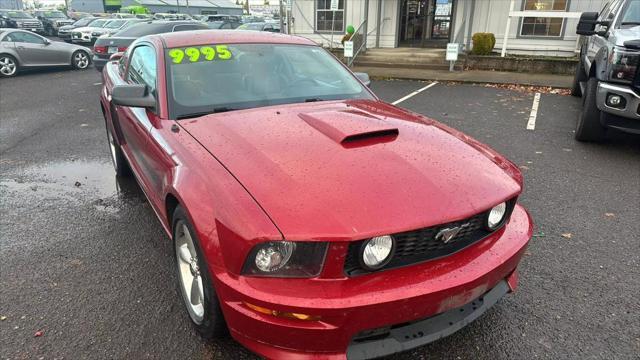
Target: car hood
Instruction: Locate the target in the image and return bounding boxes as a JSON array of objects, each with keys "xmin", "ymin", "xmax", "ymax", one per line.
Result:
[
  {"xmin": 611, "ymin": 26, "xmax": 640, "ymax": 46},
  {"xmin": 180, "ymin": 100, "xmax": 523, "ymax": 240}
]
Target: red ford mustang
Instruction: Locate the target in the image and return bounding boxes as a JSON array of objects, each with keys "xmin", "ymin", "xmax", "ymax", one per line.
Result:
[{"xmin": 99, "ymin": 30, "xmax": 533, "ymax": 359}]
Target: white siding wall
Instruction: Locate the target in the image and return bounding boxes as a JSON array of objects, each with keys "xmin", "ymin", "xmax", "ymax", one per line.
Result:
[
  {"xmin": 291, "ymin": 0, "xmax": 607, "ymax": 56},
  {"xmin": 290, "ymin": 0, "xmax": 398, "ymax": 48},
  {"xmin": 455, "ymin": 0, "xmax": 607, "ymax": 56}
]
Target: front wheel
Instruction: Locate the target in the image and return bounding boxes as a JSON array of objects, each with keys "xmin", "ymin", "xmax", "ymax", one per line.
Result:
[
  {"xmin": 173, "ymin": 206, "xmax": 226, "ymax": 338},
  {"xmin": 0, "ymin": 54, "xmax": 18, "ymax": 77},
  {"xmin": 575, "ymin": 77, "xmax": 607, "ymax": 142},
  {"xmin": 72, "ymin": 50, "xmax": 90, "ymax": 70}
]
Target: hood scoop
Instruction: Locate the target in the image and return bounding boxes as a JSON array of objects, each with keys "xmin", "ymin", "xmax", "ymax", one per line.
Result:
[{"xmin": 300, "ymin": 109, "xmax": 398, "ymax": 147}]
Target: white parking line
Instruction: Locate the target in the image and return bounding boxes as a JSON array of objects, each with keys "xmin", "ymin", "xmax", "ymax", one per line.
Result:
[
  {"xmin": 527, "ymin": 93, "xmax": 541, "ymax": 130},
  {"xmin": 392, "ymin": 81, "xmax": 439, "ymax": 105}
]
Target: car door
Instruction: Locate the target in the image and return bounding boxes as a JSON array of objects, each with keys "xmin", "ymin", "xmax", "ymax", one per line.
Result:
[
  {"xmin": 10, "ymin": 31, "xmax": 53, "ymax": 66},
  {"xmin": 115, "ymin": 44, "xmax": 162, "ymax": 200}
]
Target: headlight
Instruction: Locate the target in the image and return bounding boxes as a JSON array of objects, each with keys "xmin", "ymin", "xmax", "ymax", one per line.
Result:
[
  {"xmin": 359, "ymin": 235, "xmax": 395, "ymax": 270},
  {"xmin": 242, "ymin": 241, "xmax": 328, "ymax": 277},
  {"xmin": 608, "ymin": 47, "xmax": 639, "ymax": 83},
  {"xmin": 486, "ymin": 202, "xmax": 507, "ymax": 230}
]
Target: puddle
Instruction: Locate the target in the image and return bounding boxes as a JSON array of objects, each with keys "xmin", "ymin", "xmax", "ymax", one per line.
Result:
[{"xmin": 1, "ymin": 160, "xmax": 144, "ymax": 212}]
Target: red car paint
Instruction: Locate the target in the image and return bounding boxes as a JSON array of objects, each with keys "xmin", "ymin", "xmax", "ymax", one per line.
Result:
[{"xmin": 100, "ymin": 31, "xmax": 532, "ymax": 359}]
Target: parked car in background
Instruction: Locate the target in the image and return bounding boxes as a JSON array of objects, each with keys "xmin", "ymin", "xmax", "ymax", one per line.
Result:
[
  {"xmin": 237, "ymin": 22, "xmax": 280, "ymax": 32},
  {"xmin": 191, "ymin": 14, "xmax": 207, "ymax": 21},
  {"xmin": 207, "ymin": 20, "xmax": 240, "ymax": 29},
  {"xmin": 240, "ymin": 15, "xmax": 264, "ymax": 23},
  {"xmin": 110, "ymin": 13, "xmax": 136, "ymax": 19},
  {"xmin": 91, "ymin": 18, "xmax": 146, "ymax": 41},
  {"xmin": 71, "ymin": 18, "xmax": 131, "ymax": 44},
  {"xmin": 57, "ymin": 17, "xmax": 97, "ymax": 42},
  {"xmin": 92, "ymin": 20, "xmax": 207, "ymax": 71},
  {"xmin": 153, "ymin": 13, "xmax": 177, "ymax": 21},
  {"xmin": 34, "ymin": 10, "xmax": 74, "ymax": 36},
  {"xmin": 67, "ymin": 11, "xmax": 93, "ymax": 20},
  {"xmin": 0, "ymin": 9, "xmax": 44, "ymax": 34},
  {"xmin": 99, "ymin": 30, "xmax": 532, "ymax": 360},
  {"xmin": 206, "ymin": 14, "xmax": 241, "ymax": 22},
  {"xmin": 0, "ymin": 29, "xmax": 91, "ymax": 77},
  {"xmin": 572, "ymin": 0, "xmax": 640, "ymax": 141}
]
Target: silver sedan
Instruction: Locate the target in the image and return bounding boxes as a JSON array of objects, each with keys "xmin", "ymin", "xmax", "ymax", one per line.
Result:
[{"xmin": 0, "ymin": 28, "xmax": 91, "ymax": 77}]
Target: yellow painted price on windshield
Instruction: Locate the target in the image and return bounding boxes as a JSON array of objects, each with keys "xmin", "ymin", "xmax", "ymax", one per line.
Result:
[{"xmin": 168, "ymin": 45, "xmax": 232, "ymax": 64}]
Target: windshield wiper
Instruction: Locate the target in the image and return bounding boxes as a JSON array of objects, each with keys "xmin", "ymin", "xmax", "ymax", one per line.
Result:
[
  {"xmin": 304, "ymin": 98, "xmax": 326, "ymax": 103},
  {"xmin": 177, "ymin": 107, "xmax": 235, "ymax": 120}
]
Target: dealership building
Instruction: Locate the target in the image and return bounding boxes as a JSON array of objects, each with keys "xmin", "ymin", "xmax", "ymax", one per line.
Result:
[
  {"xmin": 0, "ymin": 0, "xmax": 23, "ymax": 10},
  {"xmin": 290, "ymin": 0, "xmax": 608, "ymax": 57},
  {"xmin": 69, "ymin": 0, "xmax": 242, "ymax": 15}
]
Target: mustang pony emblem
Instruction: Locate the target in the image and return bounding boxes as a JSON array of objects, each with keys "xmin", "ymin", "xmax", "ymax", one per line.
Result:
[{"xmin": 435, "ymin": 223, "xmax": 470, "ymax": 244}]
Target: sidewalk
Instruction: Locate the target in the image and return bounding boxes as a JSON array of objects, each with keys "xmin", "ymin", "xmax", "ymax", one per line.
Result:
[{"xmin": 352, "ymin": 66, "xmax": 573, "ymax": 88}]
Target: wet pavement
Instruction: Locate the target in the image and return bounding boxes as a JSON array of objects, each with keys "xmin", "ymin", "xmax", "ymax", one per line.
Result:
[{"xmin": 1, "ymin": 70, "xmax": 639, "ymax": 359}]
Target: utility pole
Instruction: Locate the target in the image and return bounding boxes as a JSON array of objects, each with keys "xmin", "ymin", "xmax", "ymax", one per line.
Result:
[{"xmin": 279, "ymin": 0, "xmax": 285, "ymax": 34}]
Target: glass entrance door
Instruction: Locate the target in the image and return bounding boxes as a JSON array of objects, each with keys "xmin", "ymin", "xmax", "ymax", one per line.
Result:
[{"xmin": 399, "ymin": 0, "xmax": 454, "ymax": 48}]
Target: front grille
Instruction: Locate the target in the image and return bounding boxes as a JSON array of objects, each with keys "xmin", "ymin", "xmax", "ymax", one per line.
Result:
[
  {"xmin": 20, "ymin": 21, "xmax": 41, "ymax": 28},
  {"xmin": 344, "ymin": 199, "xmax": 516, "ymax": 276}
]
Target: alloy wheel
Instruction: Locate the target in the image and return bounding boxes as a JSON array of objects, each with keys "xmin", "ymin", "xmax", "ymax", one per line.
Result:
[
  {"xmin": 0, "ymin": 57, "xmax": 17, "ymax": 76},
  {"xmin": 175, "ymin": 221, "xmax": 205, "ymax": 324},
  {"xmin": 74, "ymin": 52, "xmax": 89, "ymax": 69}
]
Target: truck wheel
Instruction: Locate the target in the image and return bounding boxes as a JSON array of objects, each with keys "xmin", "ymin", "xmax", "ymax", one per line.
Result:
[
  {"xmin": 0, "ymin": 54, "xmax": 18, "ymax": 77},
  {"xmin": 571, "ymin": 58, "xmax": 585, "ymax": 97},
  {"xmin": 575, "ymin": 77, "xmax": 607, "ymax": 142}
]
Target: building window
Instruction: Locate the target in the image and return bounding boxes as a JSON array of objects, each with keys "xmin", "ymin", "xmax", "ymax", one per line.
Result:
[
  {"xmin": 316, "ymin": 0, "xmax": 345, "ymax": 33},
  {"xmin": 520, "ymin": 0, "xmax": 568, "ymax": 37}
]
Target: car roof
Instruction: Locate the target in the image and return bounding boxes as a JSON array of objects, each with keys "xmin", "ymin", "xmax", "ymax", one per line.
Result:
[{"xmin": 156, "ymin": 30, "xmax": 316, "ymax": 48}]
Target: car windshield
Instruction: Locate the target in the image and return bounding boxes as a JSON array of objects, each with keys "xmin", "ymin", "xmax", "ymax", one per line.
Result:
[
  {"xmin": 44, "ymin": 11, "xmax": 66, "ymax": 18},
  {"xmin": 90, "ymin": 19, "xmax": 109, "ymax": 28},
  {"xmin": 166, "ymin": 43, "xmax": 374, "ymax": 119},
  {"xmin": 114, "ymin": 22, "xmax": 168, "ymax": 37},
  {"xmin": 105, "ymin": 19, "xmax": 127, "ymax": 28},
  {"xmin": 620, "ymin": 0, "xmax": 640, "ymax": 26},
  {"xmin": 73, "ymin": 17, "xmax": 95, "ymax": 26},
  {"xmin": 238, "ymin": 23, "xmax": 263, "ymax": 30},
  {"xmin": 3, "ymin": 11, "xmax": 33, "ymax": 18}
]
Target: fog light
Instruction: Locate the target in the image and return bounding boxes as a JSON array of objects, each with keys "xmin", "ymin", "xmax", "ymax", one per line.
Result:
[
  {"xmin": 486, "ymin": 202, "xmax": 507, "ymax": 230},
  {"xmin": 360, "ymin": 235, "xmax": 395, "ymax": 270},
  {"xmin": 606, "ymin": 93, "xmax": 626, "ymax": 109}
]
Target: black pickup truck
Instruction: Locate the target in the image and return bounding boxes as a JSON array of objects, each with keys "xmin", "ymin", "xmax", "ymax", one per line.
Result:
[{"xmin": 572, "ymin": 0, "xmax": 639, "ymax": 142}]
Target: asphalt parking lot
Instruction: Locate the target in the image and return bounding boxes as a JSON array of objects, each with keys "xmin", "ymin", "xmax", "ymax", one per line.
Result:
[{"xmin": 1, "ymin": 68, "xmax": 638, "ymax": 360}]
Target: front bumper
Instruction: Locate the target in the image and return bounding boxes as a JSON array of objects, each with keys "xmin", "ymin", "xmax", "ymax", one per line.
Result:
[
  {"xmin": 214, "ymin": 204, "xmax": 533, "ymax": 359},
  {"xmin": 71, "ymin": 33, "xmax": 93, "ymax": 43},
  {"xmin": 596, "ymin": 82, "xmax": 640, "ymax": 131},
  {"xmin": 93, "ymin": 55, "xmax": 109, "ymax": 71},
  {"xmin": 57, "ymin": 30, "xmax": 71, "ymax": 40}
]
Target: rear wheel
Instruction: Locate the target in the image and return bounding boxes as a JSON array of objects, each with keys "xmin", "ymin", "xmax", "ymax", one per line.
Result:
[
  {"xmin": 173, "ymin": 206, "xmax": 227, "ymax": 338},
  {"xmin": 72, "ymin": 50, "xmax": 90, "ymax": 70},
  {"xmin": 575, "ymin": 77, "xmax": 607, "ymax": 142},
  {"xmin": 0, "ymin": 54, "xmax": 18, "ymax": 77}
]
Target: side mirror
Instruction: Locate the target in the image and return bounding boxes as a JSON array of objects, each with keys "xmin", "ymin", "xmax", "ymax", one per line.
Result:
[
  {"xmin": 576, "ymin": 12, "xmax": 598, "ymax": 35},
  {"xmin": 354, "ymin": 72, "xmax": 371, "ymax": 87},
  {"xmin": 43, "ymin": 39, "xmax": 51, "ymax": 45},
  {"xmin": 109, "ymin": 51, "xmax": 124, "ymax": 61},
  {"xmin": 112, "ymin": 84, "xmax": 155, "ymax": 109}
]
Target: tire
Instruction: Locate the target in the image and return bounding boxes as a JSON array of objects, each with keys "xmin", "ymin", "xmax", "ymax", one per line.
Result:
[
  {"xmin": 575, "ymin": 77, "xmax": 607, "ymax": 142},
  {"xmin": 172, "ymin": 206, "xmax": 227, "ymax": 338},
  {"xmin": 105, "ymin": 122, "xmax": 131, "ymax": 177},
  {"xmin": 0, "ymin": 54, "xmax": 18, "ymax": 77},
  {"xmin": 571, "ymin": 57, "xmax": 585, "ymax": 97},
  {"xmin": 71, "ymin": 50, "xmax": 90, "ymax": 70}
]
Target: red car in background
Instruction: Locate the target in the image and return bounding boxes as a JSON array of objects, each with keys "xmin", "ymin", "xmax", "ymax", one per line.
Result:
[{"xmin": 99, "ymin": 30, "xmax": 533, "ymax": 359}]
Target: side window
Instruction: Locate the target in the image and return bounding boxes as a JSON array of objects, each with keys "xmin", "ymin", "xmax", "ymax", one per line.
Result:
[
  {"xmin": 127, "ymin": 45, "xmax": 157, "ymax": 95},
  {"xmin": 11, "ymin": 32, "xmax": 45, "ymax": 44},
  {"xmin": 221, "ymin": 22, "xmax": 232, "ymax": 29}
]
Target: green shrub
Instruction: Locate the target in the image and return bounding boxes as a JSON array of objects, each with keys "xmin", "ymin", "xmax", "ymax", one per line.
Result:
[{"xmin": 471, "ymin": 33, "xmax": 496, "ymax": 55}]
